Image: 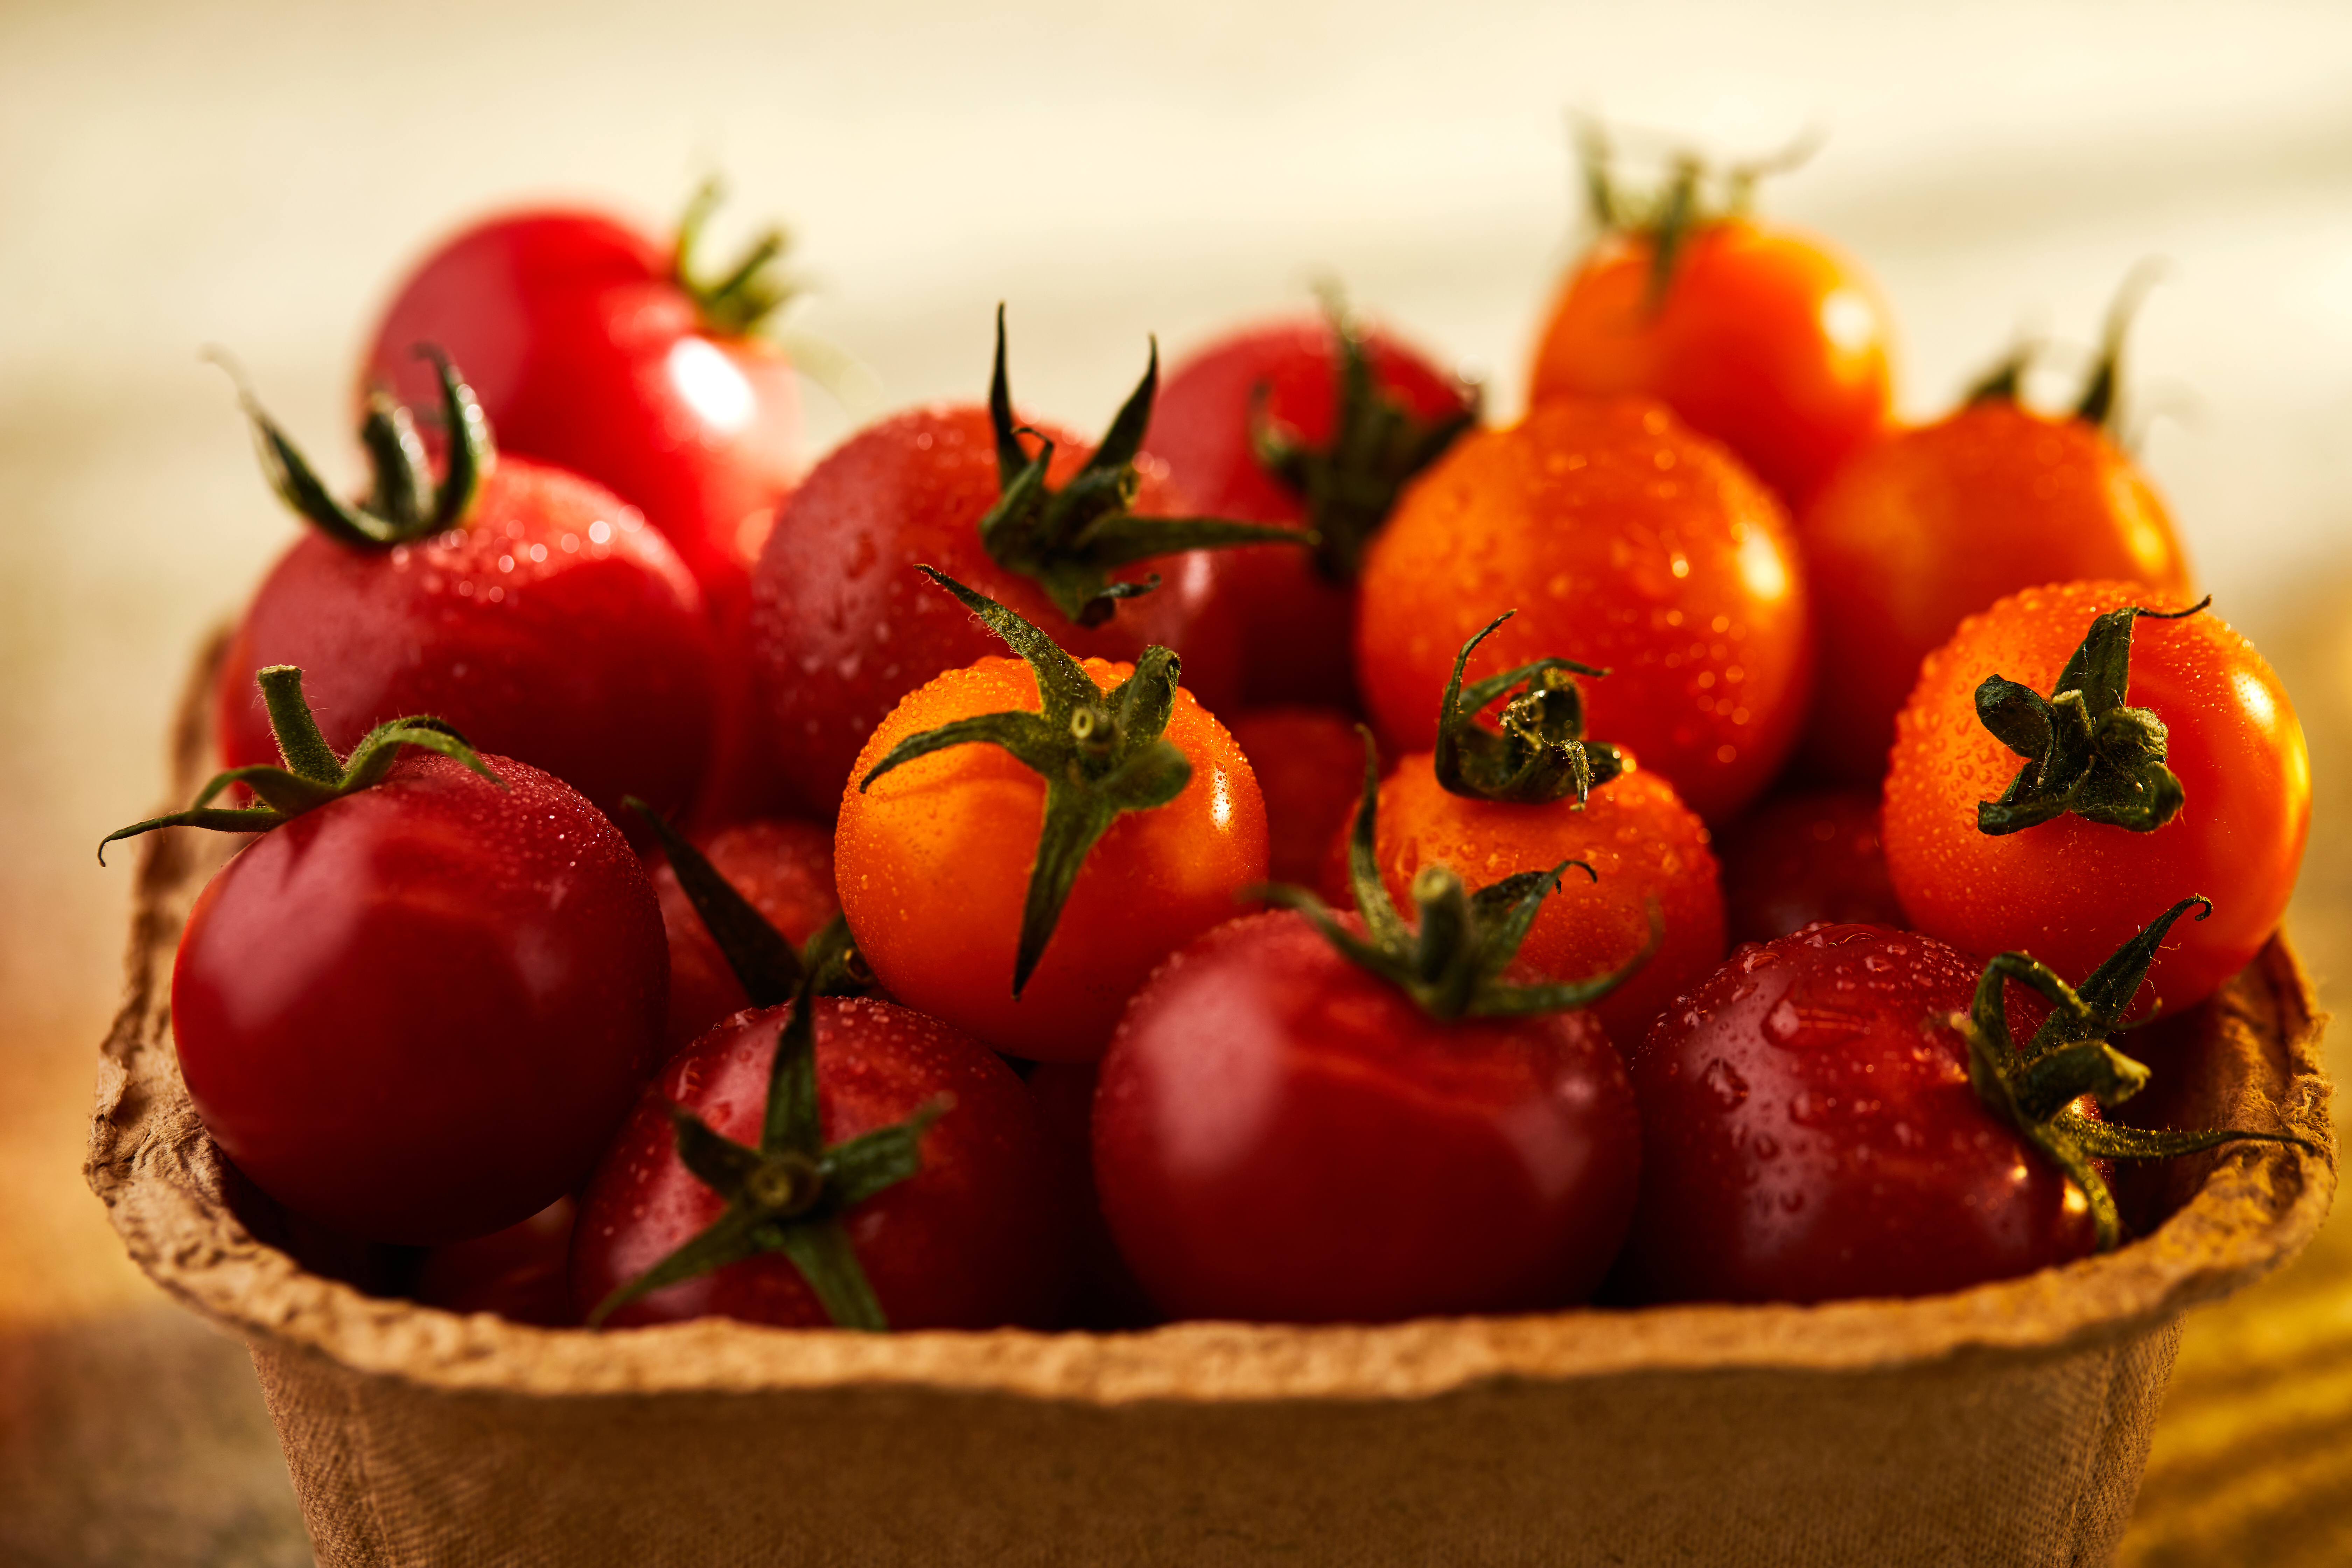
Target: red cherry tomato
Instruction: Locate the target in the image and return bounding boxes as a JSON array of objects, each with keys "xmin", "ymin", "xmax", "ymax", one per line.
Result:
[
  {"xmin": 1617, "ymin": 924, "xmax": 2087, "ymax": 1304},
  {"xmin": 1796, "ymin": 401, "xmax": 2194, "ymax": 782},
  {"xmin": 413, "ymin": 1198, "xmax": 579, "ymax": 1327},
  {"xmin": 648, "ymin": 817, "xmax": 840, "ymax": 1054},
  {"xmin": 1093, "ymin": 909, "xmax": 1641, "ymax": 1323},
  {"xmin": 1882, "ymin": 582, "xmax": 2308, "ymax": 1015},
  {"xmin": 835, "ymin": 654, "xmax": 1268, "ymax": 1062},
  {"xmin": 1528, "ymin": 218, "xmax": 1893, "ymax": 510},
  {"xmin": 751, "ymin": 406, "xmax": 1245, "ymax": 819},
  {"xmin": 1364, "ymin": 754, "xmax": 1724, "ymax": 1049},
  {"xmin": 1715, "ymin": 789, "xmax": 1904, "ymax": 947},
  {"xmin": 218, "ymin": 456, "xmax": 716, "ymax": 827},
  {"xmin": 171, "ymin": 751, "xmax": 667, "ymax": 1245},
  {"xmin": 1356, "ymin": 397, "xmax": 1812, "ymax": 824},
  {"xmin": 1224, "ymin": 706, "xmax": 1367, "ymax": 890},
  {"xmin": 570, "ymin": 997, "xmax": 1078, "ymax": 1330},
  {"xmin": 1143, "ymin": 315, "xmax": 1474, "ymax": 706}
]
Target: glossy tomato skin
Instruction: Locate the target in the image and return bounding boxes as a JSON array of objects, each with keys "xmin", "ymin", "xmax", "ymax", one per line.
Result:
[
  {"xmin": 413, "ymin": 1198, "xmax": 579, "ymax": 1327},
  {"xmin": 171, "ymin": 752, "xmax": 667, "ymax": 1246},
  {"xmin": 1528, "ymin": 221, "xmax": 1893, "ymax": 510},
  {"xmin": 1797, "ymin": 403, "xmax": 2194, "ymax": 782},
  {"xmin": 1883, "ymin": 581, "xmax": 2309, "ymax": 1016},
  {"xmin": 570, "ymin": 997, "xmax": 1078, "ymax": 1330},
  {"xmin": 1367, "ymin": 754, "xmax": 1724, "ymax": 1049},
  {"xmin": 360, "ymin": 209, "xmax": 799, "ymax": 601},
  {"xmin": 1357, "ymin": 397, "xmax": 1812, "ymax": 824},
  {"xmin": 217, "ymin": 457, "xmax": 716, "ymax": 828},
  {"xmin": 751, "ymin": 405, "xmax": 1245, "ymax": 819},
  {"xmin": 836, "ymin": 655, "xmax": 1268, "ymax": 1063},
  {"xmin": 1619, "ymin": 924, "xmax": 2092, "ymax": 1305},
  {"xmin": 1224, "ymin": 705, "xmax": 1367, "ymax": 890},
  {"xmin": 1716, "ymin": 788, "xmax": 1904, "ymax": 947},
  {"xmin": 1094, "ymin": 910, "xmax": 1641, "ymax": 1323},
  {"xmin": 648, "ymin": 817, "xmax": 840, "ymax": 1055},
  {"xmin": 1142, "ymin": 317, "xmax": 1474, "ymax": 707}
]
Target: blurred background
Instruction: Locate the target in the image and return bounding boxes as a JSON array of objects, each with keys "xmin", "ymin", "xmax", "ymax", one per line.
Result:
[{"xmin": 4, "ymin": 1, "xmax": 2350, "ymax": 1561}]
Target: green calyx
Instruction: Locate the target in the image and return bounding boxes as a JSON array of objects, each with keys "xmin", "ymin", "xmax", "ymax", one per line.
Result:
[
  {"xmin": 1961, "ymin": 260, "xmax": 2164, "ymax": 440},
  {"xmin": 1256, "ymin": 727, "xmax": 1659, "ymax": 1023},
  {"xmin": 1573, "ymin": 113, "xmax": 1819, "ymax": 312},
  {"xmin": 859, "ymin": 567, "xmax": 1195, "ymax": 996},
  {"xmin": 588, "ymin": 911, "xmax": 938, "ymax": 1334},
  {"xmin": 1953, "ymin": 896, "xmax": 2318, "ymax": 1252},
  {"xmin": 976, "ymin": 306, "xmax": 1310, "ymax": 628},
  {"xmin": 1974, "ymin": 597, "xmax": 2211, "ymax": 836},
  {"xmin": 222, "ymin": 346, "xmax": 493, "ymax": 549},
  {"xmin": 674, "ymin": 179, "xmax": 797, "ymax": 338},
  {"xmin": 97, "ymin": 665, "xmax": 500, "ymax": 864},
  {"xmin": 1248, "ymin": 294, "xmax": 1477, "ymax": 583},
  {"xmin": 1433, "ymin": 611, "xmax": 1622, "ymax": 806}
]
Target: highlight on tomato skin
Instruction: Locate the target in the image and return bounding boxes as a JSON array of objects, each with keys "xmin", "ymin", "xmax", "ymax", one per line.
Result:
[{"xmin": 1881, "ymin": 581, "xmax": 2309, "ymax": 1018}]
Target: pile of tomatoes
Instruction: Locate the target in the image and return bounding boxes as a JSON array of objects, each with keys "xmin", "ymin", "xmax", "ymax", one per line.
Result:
[{"xmin": 119, "ymin": 145, "xmax": 2312, "ymax": 1334}]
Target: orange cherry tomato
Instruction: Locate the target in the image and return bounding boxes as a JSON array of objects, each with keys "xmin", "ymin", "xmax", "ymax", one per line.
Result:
[
  {"xmin": 1527, "ymin": 219, "xmax": 1893, "ymax": 510},
  {"xmin": 1356, "ymin": 397, "xmax": 1811, "ymax": 825},
  {"xmin": 1365, "ymin": 753, "xmax": 1723, "ymax": 1048},
  {"xmin": 836, "ymin": 656, "xmax": 1268, "ymax": 1062},
  {"xmin": 1797, "ymin": 401, "xmax": 2194, "ymax": 783},
  {"xmin": 1883, "ymin": 581, "xmax": 2309, "ymax": 1015}
]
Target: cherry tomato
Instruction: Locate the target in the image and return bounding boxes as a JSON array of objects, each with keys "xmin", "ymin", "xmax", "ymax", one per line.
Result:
[
  {"xmin": 1617, "ymin": 924, "xmax": 2087, "ymax": 1304},
  {"xmin": 1093, "ymin": 909, "xmax": 1641, "ymax": 1323},
  {"xmin": 1882, "ymin": 581, "xmax": 2308, "ymax": 1015},
  {"xmin": 1528, "ymin": 217, "xmax": 1893, "ymax": 510},
  {"xmin": 1356, "ymin": 397, "xmax": 1812, "ymax": 824},
  {"xmin": 1143, "ymin": 314, "xmax": 1475, "ymax": 706},
  {"xmin": 1715, "ymin": 788, "xmax": 1904, "ymax": 947},
  {"xmin": 1796, "ymin": 400, "xmax": 2194, "ymax": 782},
  {"xmin": 171, "ymin": 751, "xmax": 668, "ymax": 1245},
  {"xmin": 218, "ymin": 455, "xmax": 717, "ymax": 828},
  {"xmin": 1365, "ymin": 753, "xmax": 1723, "ymax": 1049},
  {"xmin": 648, "ymin": 817, "xmax": 840, "ymax": 1054},
  {"xmin": 751, "ymin": 405, "xmax": 1246, "ymax": 819},
  {"xmin": 836, "ymin": 653, "xmax": 1268, "ymax": 1062},
  {"xmin": 570, "ymin": 997, "xmax": 1077, "ymax": 1330},
  {"xmin": 1224, "ymin": 705, "xmax": 1367, "ymax": 890},
  {"xmin": 413, "ymin": 1198, "xmax": 579, "ymax": 1327}
]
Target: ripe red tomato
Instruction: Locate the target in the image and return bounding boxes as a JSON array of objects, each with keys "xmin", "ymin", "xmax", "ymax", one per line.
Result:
[
  {"xmin": 836, "ymin": 652, "xmax": 1268, "ymax": 1062},
  {"xmin": 1093, "ymin": 908, "xmax": 1641, "ymax": 1323},
  {"xmin": 648, "ymin": 817, "xmax": 840, "ymax": 1054},
  {"xmin": 1796, "ymin": 400, "xmax": 2194, "ymax": 782},
  {"xmin": 1882, "ymin": 582, "xmax": 2309, "ymax": 1015},
  {"xmin": 1356, "ymin": 397, "xmax": 1812, "ymax": 824},
  {"xmin": 413, "ymin": 1198, "xmax": 579, "ymax": 1327},
  {"xmin": 1528, "ymin": 216, "xmax": 1892, "ymax": 510},
  {"xmin": 1224, "ymin": 705, "xmax": 1366, "ymax": 889},
  {"xmin": 1142, "ymin": 314, "xmax": 1475, "ymax": 706},
  {"xmin": 751, "ymin": 405, "xmax": 1246, "ymax": 818},
  {"xmin": 218, "ymin": 454, "xmax": 717, "ymax": 827},
  {"xmin": 1715, "ymin": 788, "xmax": 1904, "ymax": 947},
  {"xmin": 171, "ymin": 750, "xmax": 668, "ymax": 1245},
  {"xmin": 359, "ymin": 203, "xmax": 799, "ymax": 600},
  {"xmin": 570, "ymin": 997, "xmax": 1078, "ymax": 1330},
  {"xmin": 1616, "ymin": 924, "xmax": 2088, "ymax": 1304},
  {"xmin": 1363, "ymin": 755, "xmax": 1723, "ymax": 1049}
]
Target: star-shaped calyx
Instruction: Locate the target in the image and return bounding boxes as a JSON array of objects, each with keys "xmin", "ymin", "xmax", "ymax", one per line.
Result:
[{"xmin": 1432, "ymin": 611, "xmax": 1622, "ymax": 807}]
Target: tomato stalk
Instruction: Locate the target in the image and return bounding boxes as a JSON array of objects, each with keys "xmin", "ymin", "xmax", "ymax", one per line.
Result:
[
  {"xmin": 975, "ymin": 307, "xmax": 1309, "ymax": 627},
  {"xmin": 1974, "ymin": 597, "xmax": 2212, "ymax": 835},
  {"xmin": 624, "ymin": 798, "xmax": 868, "ymax": 1007},
  {"xmin": 673, "ymin": 179, "xmax": 797, "ymax": 337},
  {"xmin": 1246, "ymin": 295, "xmax": 1478, "ymax": 583},
  {"xmin": 1961, "ymin": 260, "xmax": 2167, "ymax": 439},
  {"xmin": 1432, "ymin": 611, "xmax": 1621, "ymax": 806},
  {"xmin": 98, "ymin": 665, "xmax": 500, "ymax": 863},
  {"xmin": 1953, "ymin": 895, "xmax": 2319, "ymax": 1251},
  {"xmin": 1258, "ymin": 727, "xmax": 1657, "ymax": 1021},
  {"xmin": 223, "ymin": 348, "xmax": 493, "ymax": 548},
  {"xmin": 1572, "ymin": 113, "xmax": 1819, "ymax": 312}
]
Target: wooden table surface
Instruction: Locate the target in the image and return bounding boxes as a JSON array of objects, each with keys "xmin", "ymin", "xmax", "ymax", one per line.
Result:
[{"xmin": 6, "ymin": 4, "xmax": 2351, "ymax": 1562}]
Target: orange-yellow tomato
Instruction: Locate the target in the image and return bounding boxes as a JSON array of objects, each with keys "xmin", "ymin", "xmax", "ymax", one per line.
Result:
[
  {"xmin": 1366, "ymin": 754, "xmax": 1724, "ymax": 1049},
  {"xmin": 837, "ymin": 656, "xmax": 1268, "ymax": 1062},
  {"xmin": 1528, "ymin": 220, "xmax": 1893, "ymax": 511},
  {"xmin": 1883, "ymin": 581, "xmax": 2308, "ymax": 1015},
  {"xmin": 1356, "ymin": 397, "xmax": 1811, "ymax": 826},
  {"xmin": 1798, "ymin": 402, "xmax": 2194, "ymax": 784}
]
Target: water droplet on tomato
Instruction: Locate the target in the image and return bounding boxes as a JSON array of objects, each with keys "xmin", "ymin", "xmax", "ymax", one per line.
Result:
[{"xmin": 1700, "ymin": 1057, "xmax": 1749, "ymax": 1110}]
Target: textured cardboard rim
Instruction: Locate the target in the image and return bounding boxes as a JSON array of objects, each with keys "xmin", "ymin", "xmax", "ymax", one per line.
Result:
[{"xmin": 87, "ymin": 634, "xmax": 2336, "ymax": 1407}]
